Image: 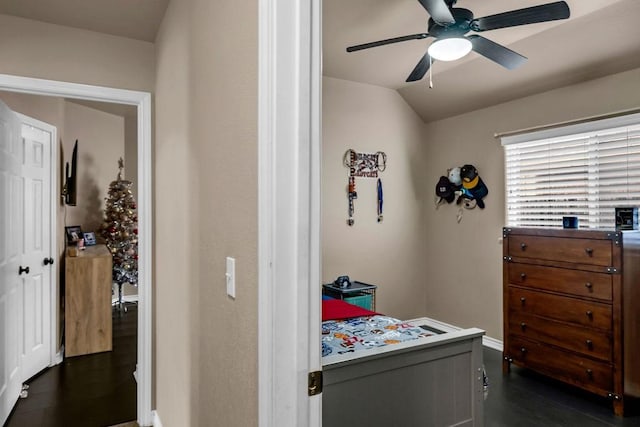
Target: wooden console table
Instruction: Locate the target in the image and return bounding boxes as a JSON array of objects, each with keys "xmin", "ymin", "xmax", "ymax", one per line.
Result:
[{"xmin": 65, "ymin": 244, "xmax": 113, "ymax": 357}]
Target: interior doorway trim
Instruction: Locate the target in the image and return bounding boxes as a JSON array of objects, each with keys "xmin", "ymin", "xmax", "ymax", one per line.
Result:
[
  {"xmin": 0, "ymin": 73, "xmax": 153, "ymax": 427},
  {"xmin": 258, "ymin": 0, "xmax": 322, "ymax": 425}
]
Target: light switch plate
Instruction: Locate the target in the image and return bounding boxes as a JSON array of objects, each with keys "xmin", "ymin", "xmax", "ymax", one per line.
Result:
[{"xmin": 226, "ymin": 257, "xmax": 236, "ymax": 299}]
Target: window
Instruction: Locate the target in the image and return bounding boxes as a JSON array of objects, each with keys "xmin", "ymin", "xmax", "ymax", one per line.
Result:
[{"xmin": 501, "ymin": 113, "xmax": 640, "ymax": 229}]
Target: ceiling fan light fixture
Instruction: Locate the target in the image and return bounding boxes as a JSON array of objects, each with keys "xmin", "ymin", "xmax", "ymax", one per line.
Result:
[{"xmin": 427, "ymin": 37, "xmax": 472, "ymax": 61}]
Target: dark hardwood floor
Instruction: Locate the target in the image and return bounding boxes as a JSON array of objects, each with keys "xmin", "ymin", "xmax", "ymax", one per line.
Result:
[
  {"xmin": 484, "ymin": 347, "xmax": 640, "ymax": 426},
  {"xmin": 4, "ymin": 306, "xmax": 137, "ymax": 427},
  {"xmin": 7, "ymin": 313, "xmax": 640, "ymax": 427}
]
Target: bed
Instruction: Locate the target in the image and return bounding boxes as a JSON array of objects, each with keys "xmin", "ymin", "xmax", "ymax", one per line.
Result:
[{"xmin": 321, "ymin": 298, "xmax": 485, "ymax": 427}]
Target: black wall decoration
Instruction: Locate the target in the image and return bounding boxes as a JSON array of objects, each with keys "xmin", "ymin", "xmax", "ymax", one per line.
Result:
[
  {"xmin": 343, "ymin": 149, "xmax": 387, "ymax": 226},
  {"xmin": 63, "ymin": 139, "xmax": 78, "ymax": 206}
]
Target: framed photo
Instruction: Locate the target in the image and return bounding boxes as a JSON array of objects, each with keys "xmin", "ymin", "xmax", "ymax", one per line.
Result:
[
  {"xmin": 65, "ymin": 225, "xmax": 83, "ymax": 245},
  {"xmin": 83, "ymin": 232, "xmax": 97, "ymax": 246}
]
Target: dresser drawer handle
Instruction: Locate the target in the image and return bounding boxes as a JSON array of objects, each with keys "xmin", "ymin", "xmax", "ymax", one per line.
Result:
[
  {"xmin": 520, "ymin": 273, "xmax": 527, "ymax": 280},
  {"xmin": 586, "ymin": 339, "xmax": 593, "ymax": 349},
  {"xmin": 586, "ymin": 369, "xmax": 593, "ymax": 378},
  {"xmin": 520, "ymin": 243, "xmax": 527, "ymax": 250},
  {"xmin": 586, "ymin": 310, "xmax": 593, "ymax": 318},
  {"xmin": 520, "ymin": 347, "xmax": 527, "ymax": 353},
  {"xmin": 585, "ymin": 248, "xmax": 593, "ymax": 256},
  {"xmin": 520, "ymin": 322, "xmax": 526, "ymax": 331},
  {"xmin": 585, "ymin": 282, "xmax": 593, "ymax": 290},
  {"xmin": 520, "ymin": 297, "xmax": 526, "ymax": 305}
]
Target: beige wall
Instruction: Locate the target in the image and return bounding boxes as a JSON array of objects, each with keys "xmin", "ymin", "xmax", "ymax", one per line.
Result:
[
  {"xmin": 63, "ymin": 101, "xmax": 125, "ymax": 233},
  {"xmin": 154, "ymin": 0, "xmax": 194, "ymax": 424},
  {"xmin": 0, "ymin": 14, "xmax": 155, "ymax": 92},
  {"xmin": 192, "ymin": 0, "xmax": 259, "ymax": 423},
  {"xmin": 322, "ymin": 77, "xmax": 429, "ymax": 319},
  {"xmin": 124, "ymin": 114, "xmax": 138, "ymax": 200},
  {"xmin": 422, "ymin": 66, "xmax": 640, "ymax": 340},
  {"xmin": 155, "ymin": 0, "xmax": 259, "ymax": 424}
]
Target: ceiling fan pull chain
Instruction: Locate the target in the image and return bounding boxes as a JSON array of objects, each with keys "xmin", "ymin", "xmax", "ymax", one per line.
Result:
[{"xmin": 429, "ymin": 55, "xmax": 433, "ymax": 89}]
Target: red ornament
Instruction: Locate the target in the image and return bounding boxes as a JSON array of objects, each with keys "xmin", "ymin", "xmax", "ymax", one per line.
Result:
[
  {"xmin": 109, "ymin": 226, "xmax": 117, "ymax": 233},
  {"xmin": 132, "ymin": 203, "xmax": 137, "ymax": 209},
  {"xmin": 134, "ymin": 254, "xmax": 139, "ymax": 260},
  {"xmin": 133, "ymin": 228, "xmax": 138, "ymax": 235}
]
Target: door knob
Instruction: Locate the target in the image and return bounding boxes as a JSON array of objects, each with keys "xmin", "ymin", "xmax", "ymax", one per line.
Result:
[
  {"xmin": 19, "ymin": 266, "xmax": 30, "ymax": 275},
  {"xmin": 43, "ymin": 257, "xmax": 54, "ymax": 266}
]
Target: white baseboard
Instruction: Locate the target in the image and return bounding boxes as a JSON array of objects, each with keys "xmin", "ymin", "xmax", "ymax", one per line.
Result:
[
  {"xmin": 52, "ymin": 348, "xmax": 64, "ymax": 365},
  {"xmin": 408, "ymin": 316, "xmax": 503, "ymax": 352},
  {"xmin": 482, "ymin": 335, "xmax": 504, "ymax": 352},
  {"xmin": 152, "ymin": 410, "xmax": 163, "ymax": 427},
  {"xmin": 111, "ymin": 295, "xmax": 139, "ymax": 305}
]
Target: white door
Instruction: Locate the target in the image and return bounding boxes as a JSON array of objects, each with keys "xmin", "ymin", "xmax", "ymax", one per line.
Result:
[
  {"xmin": 0, "ymin": 103, "xmax": 54, "ymax": 425},
  {"xmin": 0, "ymin": 101, "xmax": 24, "ymax": 426},
  {"xmin": 17, "ymin": 113, "xmax": 53, "ymax": 382}
]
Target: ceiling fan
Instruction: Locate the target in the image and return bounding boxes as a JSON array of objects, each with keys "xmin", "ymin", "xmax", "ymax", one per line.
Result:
[{"xmin": 346, "ymin": 0, "xmax": 570, "ymax": 83}]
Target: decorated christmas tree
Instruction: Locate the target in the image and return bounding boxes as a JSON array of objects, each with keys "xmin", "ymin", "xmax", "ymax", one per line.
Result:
[{"xmin": 102, "ymin": 158, "xmax": 138, "ymax": 285}]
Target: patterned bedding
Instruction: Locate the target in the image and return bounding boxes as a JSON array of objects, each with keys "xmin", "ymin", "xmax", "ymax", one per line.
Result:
[{"xmin": 322, "ymin": 315, "xmax": 434, "ymax": 357}]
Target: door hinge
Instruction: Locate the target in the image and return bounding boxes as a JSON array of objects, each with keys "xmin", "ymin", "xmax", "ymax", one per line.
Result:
[
  {"xmin": 20, "ymin": 384, "xmax": 29, "ymax": 399},
  {"xmin": 308, "ymin": 370, "xmax": 323, "ymax": 396}
]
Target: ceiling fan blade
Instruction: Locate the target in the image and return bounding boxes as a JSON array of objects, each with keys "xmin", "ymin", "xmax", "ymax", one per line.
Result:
[
  {"xmin": 417, "ymin": 0, "xmax": 455, "ymax": 25},
  {"xmin": 472, "ymin": 1, "xmax": 570, "ymax": 32},
  {"xmin": 347, "ymin": 33, "xmax": 429, "ymax": 52},
  {"xmin": 406, "ymin": 52, "xmax": 433, "ymax": 82},
  {"xmin": 468, "ymin": 35, "xmax": 527, "ymax": 70}
]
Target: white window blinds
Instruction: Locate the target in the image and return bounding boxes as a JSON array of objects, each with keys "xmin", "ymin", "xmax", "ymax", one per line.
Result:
[{"xmin": 502, "ymin": 114, "xmax": 640, "ymax": 229}]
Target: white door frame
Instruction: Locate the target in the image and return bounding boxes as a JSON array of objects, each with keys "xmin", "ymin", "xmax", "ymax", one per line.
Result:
[
  {"xmin": 0, "ymin": 74, "xmax": 153, "ymax": 427},
  {"xmin": 258, "ymin": 0, "xmax": 322, "ymax": 425}
]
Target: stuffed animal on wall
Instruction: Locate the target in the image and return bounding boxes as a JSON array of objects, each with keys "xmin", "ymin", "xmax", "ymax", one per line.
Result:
[
  {"xmin": 457, "ymin": 164, "xmax": 489, "ymax": 209},
  {"xmin": 435, "ymin": 175, "xmax": 456, "ymax": 205},
  {"xmin": 457, "ymin": 188, "xmax": 478, "ymax": 209},
  {"xmin": 448, "ymin": 167, "xmax": 462, "ymax": 189}
]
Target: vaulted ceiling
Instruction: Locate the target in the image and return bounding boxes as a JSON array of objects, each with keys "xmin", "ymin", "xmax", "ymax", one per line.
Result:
[
  {"xmin": 2, "ymin": 0, "xmax": 639, "ymax": 123},
  {"xmin": 0, "ymin": 0, "xmax": 169, "ymax": 42},
  {"xmin": 323, "ymin": 0, "xmax": 640, "ymax": 122}
]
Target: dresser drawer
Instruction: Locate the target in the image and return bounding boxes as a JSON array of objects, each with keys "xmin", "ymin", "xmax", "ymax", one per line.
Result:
[
  {"xmin": 508, "ymin": 336, "xmax": 613, "ymax": 393},
  {"xmin": 508, "ymin": 263, "xmax": 612, "ymax": 301},
  {"xmin": 508, "ymin": 287, "xmax": 612, "ymax": 330},
  {"xmin": 509, "ymin": 311, "xmax": 612, "ymax": 361},
  {"xmin": 508, "ymin": 235, "xmax": 612, "ymax": 266}
]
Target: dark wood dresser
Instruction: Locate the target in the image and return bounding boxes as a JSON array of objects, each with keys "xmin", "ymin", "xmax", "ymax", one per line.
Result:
[{"xmin": 503, "ymin": 227, "xmax": 640, "ymax": 416}]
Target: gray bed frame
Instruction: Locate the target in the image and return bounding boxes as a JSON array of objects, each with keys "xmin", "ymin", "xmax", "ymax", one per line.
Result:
[{"xmin": 322, "ymin": 323, "xmax": 485, "ymax": 427}]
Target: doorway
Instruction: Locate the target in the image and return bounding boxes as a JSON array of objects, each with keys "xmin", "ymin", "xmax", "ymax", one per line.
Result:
[{"xmin": 0, "ymin": 74, "xmax": 153, "ymax": 426}]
